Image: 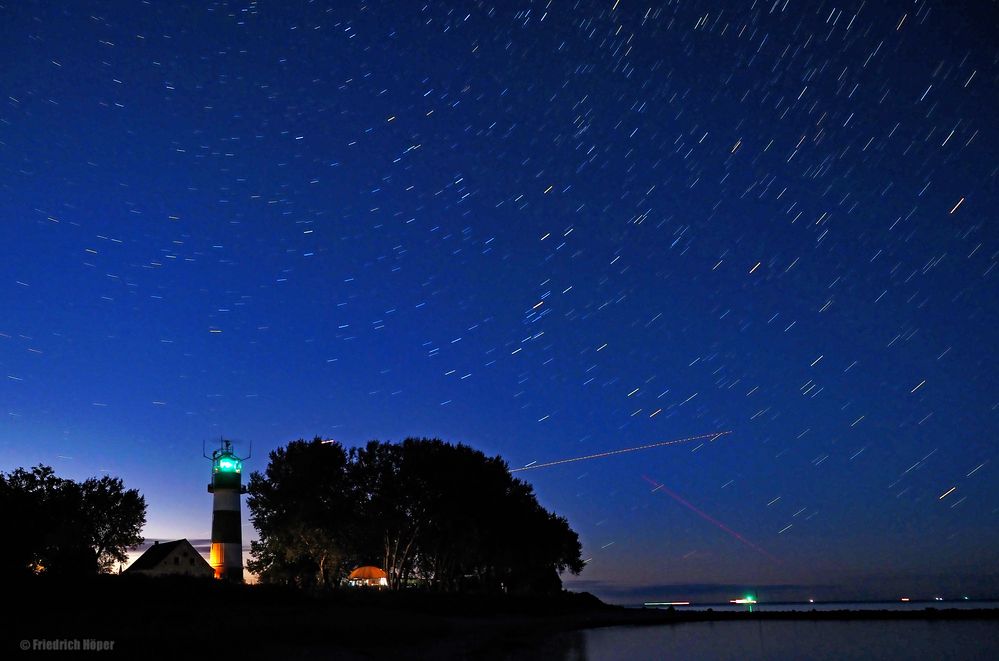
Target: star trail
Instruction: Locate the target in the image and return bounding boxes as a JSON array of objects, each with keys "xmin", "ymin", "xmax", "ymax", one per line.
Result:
[{"xmin": 1, "ymin": 0, "xmax": 996, "ymax": 602}]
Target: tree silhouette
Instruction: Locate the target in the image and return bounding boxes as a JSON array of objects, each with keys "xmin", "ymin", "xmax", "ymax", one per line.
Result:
[
  {"xmin": 248, "ymin": 437, "xmax": 584, "ymax": 593},
  {"xmin": 0, "ymin": 465, "xmax": 145, "ymax": 577},
  {"xmin": 82, "ymin": 475, "xmax": 147, "ymax": 573},
  {"xmin": 247, "ymin": 438, "xmax": 356, "ymax": 589},
  {"xmin": 350, "ymin": 440, "xmax": 426, "ymax": 590}
]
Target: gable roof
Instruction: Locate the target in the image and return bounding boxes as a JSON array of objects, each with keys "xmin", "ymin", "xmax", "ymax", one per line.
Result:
[{"xmin": 126, "ymin": 539, "xmax": 198, "ymax": 572}]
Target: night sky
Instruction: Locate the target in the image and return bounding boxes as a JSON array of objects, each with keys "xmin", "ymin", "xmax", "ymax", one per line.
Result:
[{"xmin": 2, "ymin": 1, "xmax": 997, "ymax": 603}]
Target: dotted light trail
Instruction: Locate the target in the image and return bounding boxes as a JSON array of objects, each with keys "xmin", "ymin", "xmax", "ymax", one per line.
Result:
[{"xmin": 511, "ymin": 431, "xmax": 732, "ymax": 472}]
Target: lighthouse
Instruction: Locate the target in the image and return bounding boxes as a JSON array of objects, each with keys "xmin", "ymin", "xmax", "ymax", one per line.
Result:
[{"xmin": 206, "ymin": 439, "xmax": 248, "ymax": 582}]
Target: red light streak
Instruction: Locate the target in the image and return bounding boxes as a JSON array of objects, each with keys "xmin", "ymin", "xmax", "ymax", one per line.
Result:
[{"xmin": 642, "ymin": 474, "xmax": 779, "ymax": 563}]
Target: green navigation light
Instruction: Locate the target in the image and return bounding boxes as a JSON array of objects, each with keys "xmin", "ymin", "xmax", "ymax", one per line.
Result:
[{"xmin": 216, "ymin": 457, "xmax": 241, "ymax": 473}]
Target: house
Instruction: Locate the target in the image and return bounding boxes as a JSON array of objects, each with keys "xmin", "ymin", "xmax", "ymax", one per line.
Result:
[{"xmin": 124, "ymin": 539, "xmax": 214, "ymax": 578}]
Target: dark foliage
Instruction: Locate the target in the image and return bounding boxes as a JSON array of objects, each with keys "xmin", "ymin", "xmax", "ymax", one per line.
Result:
[
  {"xmin": 0, "ymin": 465, "xmax": 146, "ymax": 577},
  {"xmin": 247, "ymin": 437, "xmax": 584, "ymax": 593},
  {"xmin": 247, "ymin": 438, "xmax": 356, "ymax": 589}
]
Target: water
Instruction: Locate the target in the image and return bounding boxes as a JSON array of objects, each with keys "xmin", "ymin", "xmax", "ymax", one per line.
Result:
[
  {"xmin": 502, "ymin": 617, "xmax": 999, "ymax": 660},
  {"xmin": 582, "ymin": 620, "xmax": 997, "ymax": 660},
  {"xmin": 638, "ymin": 599, "xmax": 999, "ymax": 612}
]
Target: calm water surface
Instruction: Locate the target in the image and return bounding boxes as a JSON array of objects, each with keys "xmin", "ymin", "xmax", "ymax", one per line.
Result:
[
  {"xmin": 638, "ymin": 600, "xmax": 999, "ymax": 612},
  {"xmin": 506, "ymin": 619, "xmax": 999, "ymax": 660}
]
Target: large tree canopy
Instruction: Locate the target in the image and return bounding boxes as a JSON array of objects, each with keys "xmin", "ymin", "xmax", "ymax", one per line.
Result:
[
  {"xmin": 246, "ymin": 438, "xmax": 356, "ymax": 588},
  {"xmin": 247, "ymin": 437, "xmax": 584, "ymax": 593},
  {"xmin": 0, "ymin": 465, "xmax": 146, "ymax": 577}
]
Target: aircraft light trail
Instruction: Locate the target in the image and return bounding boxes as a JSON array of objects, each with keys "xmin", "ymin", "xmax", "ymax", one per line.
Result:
[{"xmin": 511, "ymin": 431, "xmax": 732, "ymax": 472}]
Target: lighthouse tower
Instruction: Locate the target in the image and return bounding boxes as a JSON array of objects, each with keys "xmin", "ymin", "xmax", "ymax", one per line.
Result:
[{"xmin": 206, "ymin": 439, "xmax": 248, "ymax": 582}]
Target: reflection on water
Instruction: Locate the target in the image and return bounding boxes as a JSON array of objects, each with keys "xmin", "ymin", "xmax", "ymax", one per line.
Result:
[{"xmin": 487, "ymin": 619, "xmax": 999, "ymax": 661}]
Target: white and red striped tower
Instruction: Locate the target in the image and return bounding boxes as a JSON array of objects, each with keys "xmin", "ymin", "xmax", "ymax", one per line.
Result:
[{"xmin": 206, "ymin": 439, "xmax": 248, "ymax": 582}]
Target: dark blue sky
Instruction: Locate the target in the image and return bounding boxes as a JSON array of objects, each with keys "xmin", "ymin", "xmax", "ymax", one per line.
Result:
[{"xmin": 2, "ymin": 1, "xmax": 996, "ymax": 603}]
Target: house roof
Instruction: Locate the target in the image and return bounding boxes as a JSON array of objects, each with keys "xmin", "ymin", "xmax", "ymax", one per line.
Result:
[{"xmin": 126, "ymin": 539, "xmax": 191, "ymax": 572}]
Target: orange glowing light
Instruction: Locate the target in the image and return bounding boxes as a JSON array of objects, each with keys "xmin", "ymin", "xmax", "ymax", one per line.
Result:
[{"xmin": 210, "ymin": 543, "xmax": 224, "ymax": 578}]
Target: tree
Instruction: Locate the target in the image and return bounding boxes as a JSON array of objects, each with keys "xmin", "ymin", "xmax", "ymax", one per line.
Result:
[
  {"xmin": 349, "ymin": 440, "xmax": 426, "ymax": 590},
  {"xmin": 80, "ymin": 475, "xmax": 146, "ymax": 573},
  {"xmin": 248, "ymin": 437, "xmax": 585, "ymax": 594},
  {"xmin": 247, "ymin": 438, "xmax": 356, "ymax": 589},
  {"xmin": 0, "ymin": 465, "xmax": 65, "ymax": 577},
  {"xmin": 400, "ymin": 439, "xmax": 514, "ymax": 591},
  {"xmin": 0, "ymin": 465, "xmax": 146, "ymax": 577}
]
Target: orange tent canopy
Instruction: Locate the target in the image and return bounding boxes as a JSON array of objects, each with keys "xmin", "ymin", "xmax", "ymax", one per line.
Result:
[{"xmin": 349, "ymin": 566, "xmax": 387, "ymax": 580}]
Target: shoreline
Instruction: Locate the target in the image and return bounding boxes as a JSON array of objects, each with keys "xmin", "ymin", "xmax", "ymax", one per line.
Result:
[{"xmin": 5, "ymin": 578, "xmax": 997, "ymax": 658}]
